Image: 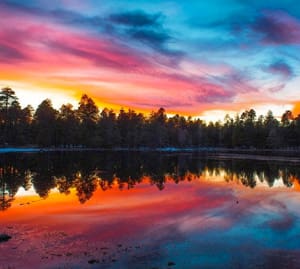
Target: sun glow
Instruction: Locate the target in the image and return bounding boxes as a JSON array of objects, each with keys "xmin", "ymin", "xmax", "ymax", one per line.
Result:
[{"xmin": 292, "ymin": 102, "xmax": 300, "ymax": 117}]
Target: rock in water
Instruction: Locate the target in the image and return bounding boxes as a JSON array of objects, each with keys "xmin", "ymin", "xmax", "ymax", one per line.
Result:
[
  {"xmin": 88, "ymin": 259, "xmax": 99, "ymax": 264},
  {"xmin": 0, "ymin": 234, "xmax": 12, "ymax": 243}
]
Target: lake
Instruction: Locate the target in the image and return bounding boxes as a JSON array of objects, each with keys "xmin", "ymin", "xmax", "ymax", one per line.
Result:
[{"xmin": 0, "ymin": 151, "xmax": 300, "ymax": 269}]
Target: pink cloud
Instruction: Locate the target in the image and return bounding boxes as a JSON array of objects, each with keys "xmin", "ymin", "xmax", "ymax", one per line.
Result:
[
  {"xmin": 0, "ymin": 5, "xmax": 260, "ymax": 115},
  {"xmin": 253, "ymin": 10, "xmax": 300, "ymax": 45}
]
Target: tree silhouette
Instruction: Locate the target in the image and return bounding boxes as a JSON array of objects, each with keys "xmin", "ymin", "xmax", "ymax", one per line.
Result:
[
  {"xmin": 0, "ymin": 87, "xmax": 17, "ymax": 111},
  {"xmin": 0, "ymin": 87, "xmax": 19, "ymax": 144},
  {"xmin": 1, "ymin": 87, "xmax": 300, "ymax": 150},
  {"xmin": 77, "ymin": 94, "xmax": 99, "ymax": 146},
  {"xmin": 34, "ymin": 99, "xmax": 58, "ymax": 146},
  {"xmin": 57, "ymin": 104, "xmax": 80, "ymax": 146}
]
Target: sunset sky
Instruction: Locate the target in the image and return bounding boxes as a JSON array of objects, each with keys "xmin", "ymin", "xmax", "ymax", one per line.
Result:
[{"xmin": 1, "ymin": 0, "xmax": 300, "ymax": 121}]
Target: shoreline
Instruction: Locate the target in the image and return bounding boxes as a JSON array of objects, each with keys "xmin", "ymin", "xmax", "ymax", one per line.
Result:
[{"xmin": 1, "ymin": 147, "xmax": 300, "ymax": 162}]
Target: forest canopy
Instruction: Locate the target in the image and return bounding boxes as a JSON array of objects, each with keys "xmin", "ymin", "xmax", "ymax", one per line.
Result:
[{"xmin": 0, "ymin": 87, "xmax": 300, "ymax": 148}]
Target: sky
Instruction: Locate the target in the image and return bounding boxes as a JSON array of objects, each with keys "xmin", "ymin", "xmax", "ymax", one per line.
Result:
[{"xmin": 1, "ymin": 0, "xmax": 300, "ymax": 121}]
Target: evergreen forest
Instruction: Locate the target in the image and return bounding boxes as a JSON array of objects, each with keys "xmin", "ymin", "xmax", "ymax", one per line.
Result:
[{"xmin": 1, "ymin": 87, "xmax": 300, "ymax": 149}]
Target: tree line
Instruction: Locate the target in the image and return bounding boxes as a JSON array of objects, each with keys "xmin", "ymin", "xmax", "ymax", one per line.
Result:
[{"xmin": 1, "ymin": 87, "xmax": 300, "ymax": 148}]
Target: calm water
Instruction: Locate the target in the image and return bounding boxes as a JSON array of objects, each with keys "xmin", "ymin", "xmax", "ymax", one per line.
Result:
[{"xmin": 1, "ymin": 152, "xmax": 300, "ymax": 269}]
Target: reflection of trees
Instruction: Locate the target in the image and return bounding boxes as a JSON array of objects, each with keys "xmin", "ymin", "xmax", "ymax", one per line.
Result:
[
  {"xmin": 0, "ymin": 180, "xmax": 14, "ymax": 211},
  {"xmin": 23, "ymin": 170, "xmax": 33, "ymax": 191},
  {"xmin": 0, "ymin": 164, "xmax": 23, "ymax": 210},
  {"xmin": 32, "ymin": 173, "xmax": 55, "ymax": 199},
  {"xmin": 281, "ymin": 168, "xmax": 293, "ymax": 187},
  {"xmin": 1, "ymin": 152, "xmax": 300, "ymax": 210},
  {"xmin": 55, "ymin": 176, "xmax": 72, "ymax": 195},
  {"xmin": 74, "ymin": 172, "xmax": 99, "ymax": 204}
]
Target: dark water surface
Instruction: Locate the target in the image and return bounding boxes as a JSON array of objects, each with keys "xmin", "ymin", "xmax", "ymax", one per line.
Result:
[{"xmin": 1, "ymin": 152, "xmax": 300, "ymax": 268}]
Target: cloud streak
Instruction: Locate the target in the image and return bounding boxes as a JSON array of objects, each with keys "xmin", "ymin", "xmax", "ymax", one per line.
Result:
[
  {"xmin": 252, "ymin": 11, "xmax": 300, "ymax": 45},
  {"xmin": 109, "ymin": 10, "xmax": 162, "ymax": 27},
  {"xmin": 266, "ymin": 61, "xmax": 294, "ymax": 78}
]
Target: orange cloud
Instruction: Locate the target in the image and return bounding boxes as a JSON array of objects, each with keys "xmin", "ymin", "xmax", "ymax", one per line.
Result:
[{"xmin": 292, "ymin": 101, "xmax": 300, "ymax": 117}]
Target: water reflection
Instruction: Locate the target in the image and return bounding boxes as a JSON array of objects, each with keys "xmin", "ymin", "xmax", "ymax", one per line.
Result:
[{"xmin": 1, "ymin": 152, "xmax": 300, "ymax": 211}]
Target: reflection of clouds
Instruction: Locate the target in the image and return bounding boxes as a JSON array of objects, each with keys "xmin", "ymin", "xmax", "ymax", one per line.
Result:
[
  {"xmin": 267, "ymin": 199, "xmax": 287, "ymax": 210},
  {"xmin": 176, "ymin": 187, "xmax": 236, "ymax": 232},
  {"xmin": 260, "ymin": 197, "xmax": 296, "ymax": 232},
  {"xmin": 259, "ymin": 249, "xmax": 300, "ymax": 269},
  {"xmin": 179, "ymin": 215, "xmax": 232, "ymax": 232},
  {"xmin": 3, "ymin": 172, "xmax": 300, "ymax": 268},
  {"xmin": 267, "ymin": 213, "xmax": 295, "ymax": 232}
]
